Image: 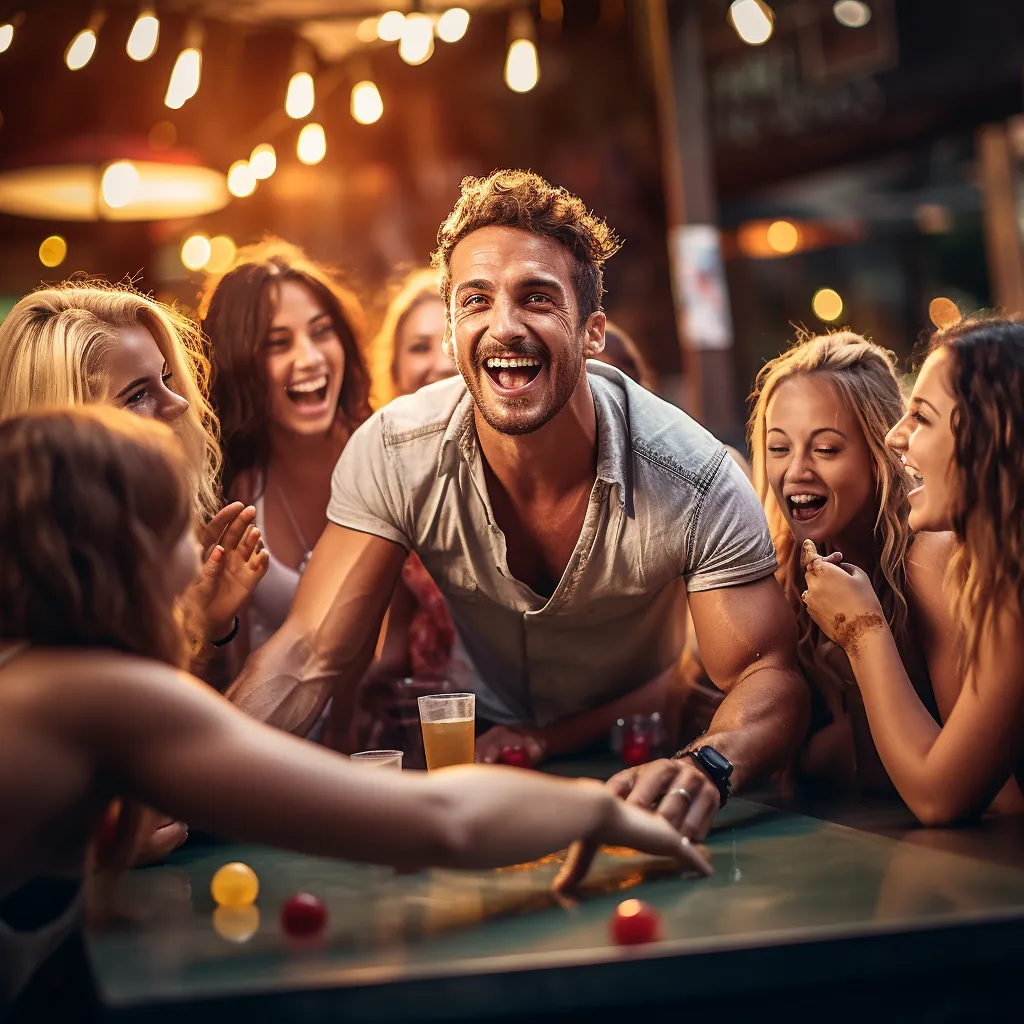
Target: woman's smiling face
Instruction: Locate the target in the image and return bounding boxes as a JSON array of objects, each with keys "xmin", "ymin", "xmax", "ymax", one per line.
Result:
[
  {"xmin": 885, "ymin": 348, "xmax": 957, "ymax": 533},
  {"xmin": 765, "ymin": 374, "xmax": 876, "ymax": 548}
]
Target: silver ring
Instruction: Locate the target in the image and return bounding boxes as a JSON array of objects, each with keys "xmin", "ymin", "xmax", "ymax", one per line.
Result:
[
  {"xmin": 673, "ymin": 787, "xmax": 692, "ymax": 802},
  {"xmin": 681, "ymin": 836, "xmax": 690, "ymax": 847}
]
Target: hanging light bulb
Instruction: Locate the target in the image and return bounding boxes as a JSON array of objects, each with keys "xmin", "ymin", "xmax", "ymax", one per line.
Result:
[
  {"xmin": 505, "ymin": 39, "xmax": 539, "ymax": 93},
  {"xmin": 101, "ymin": 161, "xmax": 141, "ymax": 209},
  {"xmin": 437, "ymin": 9, "xmax": 470, "ymax": 43},
  {"xmin": 249, "ymin": 143, "xmax": 277, "ymax": 180},
  {"xmin": 377, "ymin": 11, "xmax": 406, "ymax": 42},
  {"xmin": 206, "ymin": 235, "xmax": 238, "ymax": 275},
  {"xmin": 728, "ymin": 1, "xmax": 774, "ymax": 46},
  {"xmin": 165, "ymin": 47, "xmax": 202, "ymax": 109},
  {"xmin": 65, "ymin": 28, "xmax": 98, "ymax": 70},
  {"xmin": 126, "ymin": 9, "xmax": 160, "ymax": 62},
  {"xmin": 399, "ymin": 13, "xmax": 434, "ymax": 65},
  {"xmin": 226, "ymin": 160, "xmax": 257, "ymax": 198},
  {"xmin": 181, "ymin": 234, "xmax": 212, "ymax": 272},
  {"xmin": 351, "ymin": 81, "xmax": 383, "ymax": 125},
  {"xmin": 285, "ymin": 71, "xmax": 315, "ymax": 119},
  {"xmin": 0, "ymin": 22, "xmax": 15, "ymax": 54},
  {"xmin": 297, "ymin": 123, "xmax": 326, "ymax": 165}
]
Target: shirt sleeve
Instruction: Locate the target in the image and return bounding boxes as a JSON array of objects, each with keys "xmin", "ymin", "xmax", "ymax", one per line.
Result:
[
  {"xmin": 683, "ymin": 450, "xmax": 777, "ymax": 592},
  {"xmin": 326, "ymin": 414, "xmax": 412, "ymax": 550}
]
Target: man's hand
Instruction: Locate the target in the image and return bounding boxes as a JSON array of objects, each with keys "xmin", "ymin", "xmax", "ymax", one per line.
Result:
[
  {"xmin": 554, "ymin": 756, "xmax": 719, "ymax": 891},
  {"xmin": 475, "ymin": 725, "xmax": 546, "ymax": 766}
]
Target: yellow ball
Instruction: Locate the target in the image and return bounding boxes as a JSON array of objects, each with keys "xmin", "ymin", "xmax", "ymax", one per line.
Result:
[
  {"xmin": 210, "ymin": 862, "xmax": 259, "ymax": 907},
  {"xmin": 212, "ymin": 905, "xmax": 260, "ymax": 943}
]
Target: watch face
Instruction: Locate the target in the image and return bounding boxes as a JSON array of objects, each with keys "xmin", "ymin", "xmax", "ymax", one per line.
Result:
[{"xmin": 700, "ymin": 746, "xmax": 733, "ymax": 775}]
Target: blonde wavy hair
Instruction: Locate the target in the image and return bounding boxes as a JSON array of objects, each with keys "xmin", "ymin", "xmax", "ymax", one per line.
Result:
[
  {"xmin": 748, "ymin": 330, "xmax": 911, "ymax": 686},
  {"xmin": 0, "ymin": 280, "xmax": 220, "ymax": 521},
  {"xmin": 928, "ymin": 316, "xmax": 1024, "ymax": 677},
  {"xmin": 369, "ymin": 267, "xmax": 443, "ymax": 408}
]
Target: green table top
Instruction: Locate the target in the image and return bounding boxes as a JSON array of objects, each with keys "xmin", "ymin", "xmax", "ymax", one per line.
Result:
[{"xmin": 84, "ymin": 796, "xmax": 1024, "ymax": 1022}]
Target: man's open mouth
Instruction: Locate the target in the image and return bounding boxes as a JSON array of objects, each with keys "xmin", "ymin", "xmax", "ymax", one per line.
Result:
[
  {"xmin": 787, "ymin": 493, "xmax": 827, "ymax": 523},
  {"xmin": 483, "ymin": 356, "xmax": 543, "ymax": 391},
  {"xmin": 285, "ymin": 374, "xmax": 329, "ymax": 406}
]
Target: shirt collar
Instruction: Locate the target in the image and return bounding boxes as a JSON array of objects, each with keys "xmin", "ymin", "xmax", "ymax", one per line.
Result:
[{"xmin": 437, "ymin": 388, "xmax": 477, "ymax": 476}]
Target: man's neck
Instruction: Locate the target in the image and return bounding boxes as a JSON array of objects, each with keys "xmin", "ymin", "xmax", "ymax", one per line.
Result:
[{"xmin": 474, "ymin": 373, "xmax": 598, "ymax": 503}]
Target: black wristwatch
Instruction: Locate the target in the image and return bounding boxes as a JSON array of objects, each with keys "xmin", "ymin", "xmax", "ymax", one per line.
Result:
[{"xmin": 675, "ymin": 745, "xmax": 733, "ymax": 808}]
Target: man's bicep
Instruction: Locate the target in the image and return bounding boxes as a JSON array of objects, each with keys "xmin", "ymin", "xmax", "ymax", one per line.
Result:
[{"xmin": 687, "ymin": 576, "xmax": 799, "ymax": 693}]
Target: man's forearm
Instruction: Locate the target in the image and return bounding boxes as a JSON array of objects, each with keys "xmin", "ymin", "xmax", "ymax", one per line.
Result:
[{"xmin": 685, "ymin": 664, "xmax": 809, "ymax": 790}]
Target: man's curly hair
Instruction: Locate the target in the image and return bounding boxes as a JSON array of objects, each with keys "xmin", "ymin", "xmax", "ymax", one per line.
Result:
[{"xmin": 431, "ymin": 169, "xmax": 622, "ymax": 322}]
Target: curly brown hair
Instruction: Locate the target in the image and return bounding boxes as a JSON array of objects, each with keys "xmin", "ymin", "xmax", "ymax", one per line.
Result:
[
  {"xmin": 431, "ymin": 169, "xmax": 622, "ymax": 322},
  {"xmin": 199, "ymin": 238, "xmax": 372, "ymax": 499},
  {"xmin": 0, "ymin": 406, "xmax": 192, "ymax": 667},
  {"xmin": 929, "ymin": 316, "xmax": 1024, "ymax": 674}
]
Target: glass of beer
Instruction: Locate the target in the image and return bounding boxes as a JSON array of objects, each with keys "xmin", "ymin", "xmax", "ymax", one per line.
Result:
[
  {"xmin": 350, "ymin": 750, "xmax": 404, "ymax": 769},
  {"xmin": 417, "ymin": 693, "xmax": 475, "ymax": 770}
]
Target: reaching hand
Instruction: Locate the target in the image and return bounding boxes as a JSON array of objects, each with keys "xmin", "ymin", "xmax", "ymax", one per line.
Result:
[
  {"xmin": 553, "ymin": 756, "xmax": 720, "ymax": 892},
  {"xmin": 189, "ymin": 502, "xmax": 270, "ymax": 642},
  {"xmin": 475, "ymin": 725, "xmax": 546, "ymax": 766}
]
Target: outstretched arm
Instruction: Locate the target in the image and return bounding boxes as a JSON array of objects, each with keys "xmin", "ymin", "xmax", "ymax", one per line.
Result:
[
  {"xmin": 67, "ymin": 655, "xmax": 710, "ymax": 875},
  {"xmin": 227, "ymin": 523, "xmax": 406, "ymax": 737}
]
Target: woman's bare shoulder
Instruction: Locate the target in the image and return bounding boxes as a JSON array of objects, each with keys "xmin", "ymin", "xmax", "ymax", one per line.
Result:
[{"xmin": 906, "ymin": 533, "xmax": 957, "ymax": 597}]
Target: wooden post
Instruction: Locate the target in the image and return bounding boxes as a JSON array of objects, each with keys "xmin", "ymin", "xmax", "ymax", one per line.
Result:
[{"xmin": 977, "ymin": 123, "xmax": 1024, "ymax": 316}]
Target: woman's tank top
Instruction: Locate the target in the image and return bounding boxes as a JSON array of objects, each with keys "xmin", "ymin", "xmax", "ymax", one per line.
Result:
[{"xmin": 248, "ymin": 490, "xmax": 302, "ymax": 653}]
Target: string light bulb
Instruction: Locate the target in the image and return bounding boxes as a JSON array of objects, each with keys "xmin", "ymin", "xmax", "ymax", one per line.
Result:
[
  {"xmin": 181, "ymin": 234, "xmax": 211, "ymax": 272},
  {"xmin": 437, "ymin": 9, "xmax": 470, "ymax": 43},
  {"xmin": 351, "ymin": 81, "xmax": 383, "ymax": 125},
  {"xmin": 377, "ymin": 11, "xmax": 406, "ymax": 42},
  {"xmin": 101, "ymin": 161, "xmax": 140, "ymax": 209},
  {"xmin": 285, "ymin": 71, "xmax": 315, "ymax": 119},
  {"xmin": 165, "ymin": 47, "xmax": 202, "ymax": 109},
  {"xmin": 249, "ymin": 143, "xmax": 276, "ymax": 180},
  {"xmin": 227, "ymin": 160, "xmax": 257, "ymax": 198},
  {"xmin": 728, "ymin": 0, "xmax": 774, "ymax": 46},
  {"xmin": 65, "ymin": 28, "xmax": 98, "ymax": 70},
  {"xmin": 505, "ymin": 40, "xmax": 539, "ymax": 93},
  {"xmin": 399, "ymin": 13, "xmax": 433, "ymax": 65},
  {"xmin": 296, "ymin": 123, "xmax": 326, "ymax": 165},
  {"xmin": 0, "ymin": 22, "xmax": 15, "ymax": 54},
  {"xmin": 126, "ymin": 9, "xmax": 159, "ymax": 62}
]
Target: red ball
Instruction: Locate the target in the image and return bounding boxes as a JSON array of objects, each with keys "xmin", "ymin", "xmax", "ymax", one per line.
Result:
[
  {"xmin": 610, "ymin": 899, "xmax": 660, "ymax": 945},
  {"xmin": 621, "ymin": 734, "xmax": 651, "ymax": 768},
  {"xmin": 498, "ymin": 745, "xmax": 532, "ymax": 769},
  {"xmin": 280, "ymin": 893, "xmax": 327, "ymax": 936}
]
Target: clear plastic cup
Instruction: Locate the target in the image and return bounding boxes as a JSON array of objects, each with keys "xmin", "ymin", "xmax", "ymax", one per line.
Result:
[
  {"xmin": 417, "ymin": 692, "xmax": 475, "ymax": 770},
  {"xmin": 350, "ymin": 749, "xmax": 404, "ymax": 769}
]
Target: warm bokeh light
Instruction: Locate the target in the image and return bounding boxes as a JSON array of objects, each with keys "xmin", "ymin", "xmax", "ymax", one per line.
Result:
[
  {"xmin": 833, "ymin": 1, "xmax": 872, "ymax": 28},
  {"xmin": 356, "ymin": 18, "xmax": 379, "ymax": 44},
  {"xmin": 812, "ymin": 288, "xmax": 844, "ymax": 322},
  {"xmin": 65, "ymin": 29, "xmax": 97, "ymax": 70},
  {"xmin": 399, "ymin": 13, "xmax": 434, "ymax": 65},
  {"xmin": 617, "ymin": 899, "xmax": 643, "ymax": 918},
  {"xmin": 928, "ymin": 297, "xmax": 961, "ymax": 329},
  {"xmin": 165, "ymin": 48, "xmax": 202, "ymax": 109},
  {"xmin": 377, "ymin": 11, "xmax": 406, "ymax": 42},
  {"xmin": 766, "ymin": 220, "xmax": 799, "ymax": 254},
  {"xmin": 181, "ymin": 233, "xmax": 211, "ymax": 271},
  {"xmin": 249, "ymin": 143, "xmax": 276, "ymax": 180},
  {"xmin": 226, "ymin": 160, "xmax": 257, "ymax": 198},
  {"xmin": 148, "ymin": 120, "xmax": 177, "ymax": 150},
  {"xmin": 351, "ymin": 81, "xmax": 383, "ymax": 125},
  {"xmin": 101, "ymin": 161, "xmax": 140, "ymax": 209},
  {"xmin": 728, "ymin": 0, "xmax": 774, "ymax": 46},
  {"xmin": 505, "ymin": 39, "xmax": 540, "ymax": 93},
  {"xmin": 0, "ymin": 23, "xmax": 14, "ymax": 54},
  {"xmin": 437, "ymin": 8, "xmax": 471, "ymax": 43},
  {"xmin": 296, "ymin": 123, "xmax": 326, "ymax": 165},
  {"xmin": 285, "ymin": 71, "xmax": 315, "ymax": 119},
  {"xmin": 38, "ymin": 235, "xmax": 67, "ymax": 268},
  {"xmin": 206, "ymin": 234, "xmax": 238, "ymax": 275},
  {"xmin": 126, "ymin": 13, "xmax": 159, "ymax": 62}
]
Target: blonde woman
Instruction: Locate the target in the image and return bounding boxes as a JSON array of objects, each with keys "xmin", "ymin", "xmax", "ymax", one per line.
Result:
[
  {"xmin": 803, "ymin": 317, "xmax": 1024, "ymax": 823},
  {"xmin": 748, "ymin": 330, "xmax": 953, "ymax": 797},
  {"xmin": 0, "ymin": 282, "xmax": 268, "ymax": 862}
]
